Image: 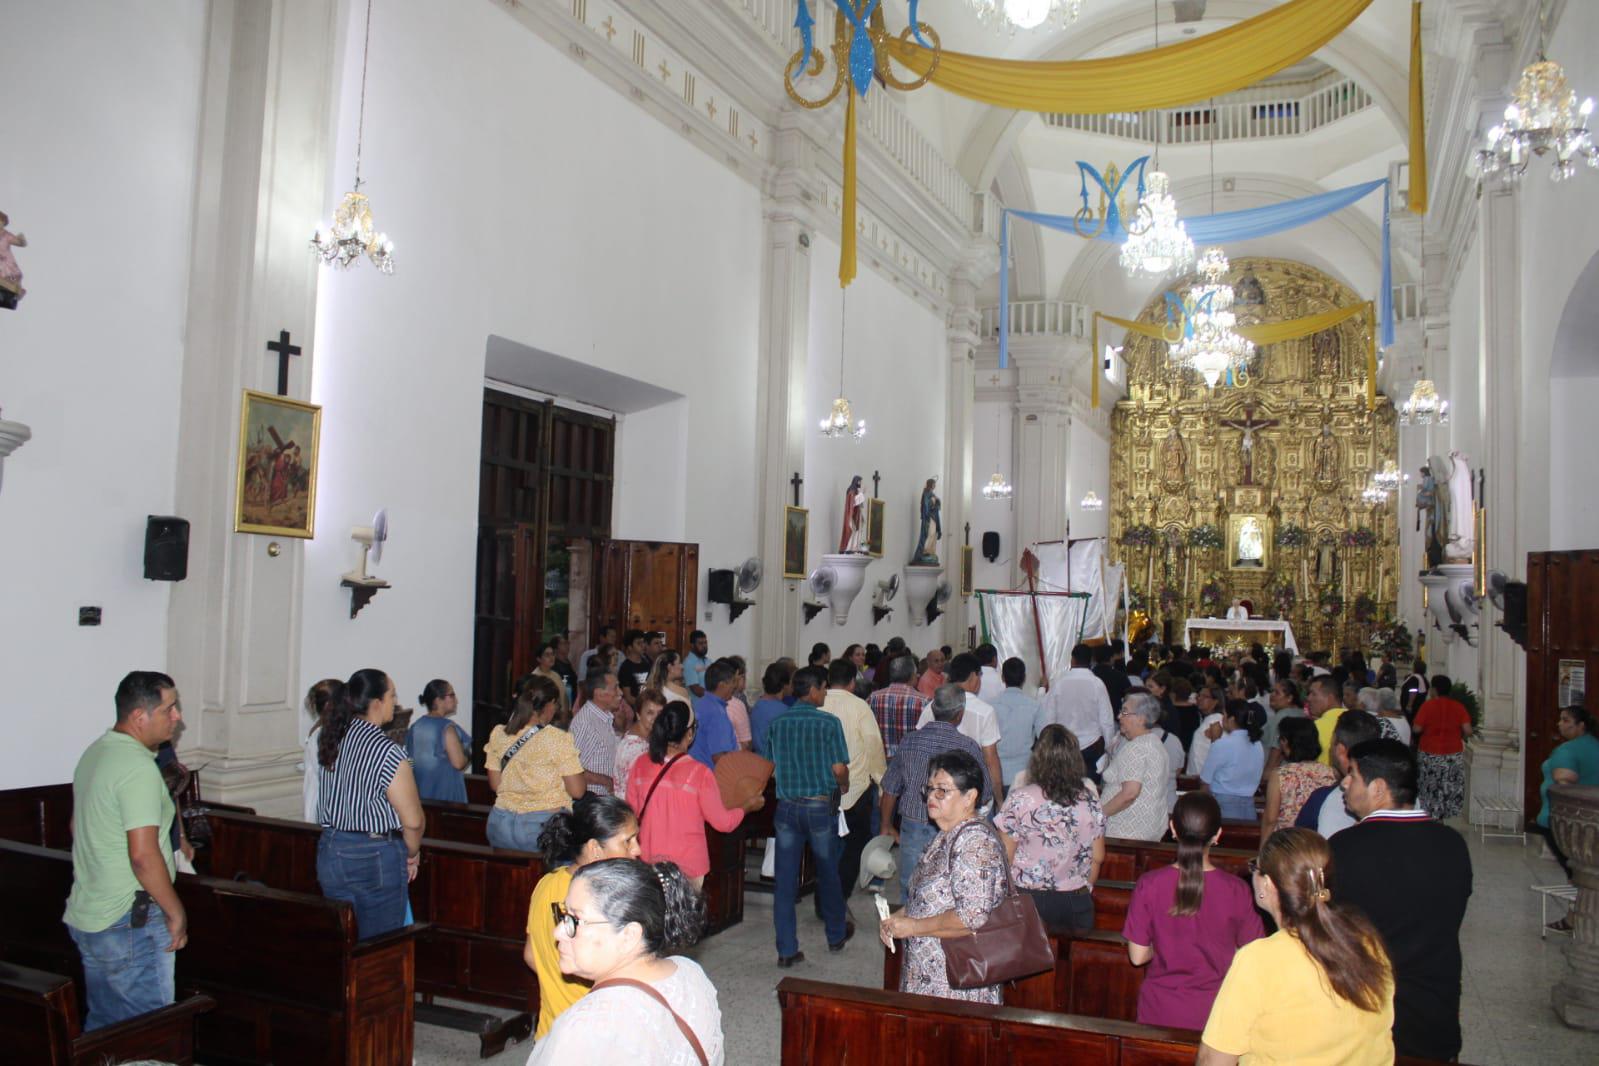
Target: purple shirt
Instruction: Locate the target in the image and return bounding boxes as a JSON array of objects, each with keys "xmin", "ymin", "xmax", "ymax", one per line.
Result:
[{"xmin": 1122, "ymin": 865, "xmax": 1265, "ymax": 1030}]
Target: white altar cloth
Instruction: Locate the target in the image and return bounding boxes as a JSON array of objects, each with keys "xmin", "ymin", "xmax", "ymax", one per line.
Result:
[{"xmin": 1184, "ymin": 617, "xmax": 1299, "ymax": 654}]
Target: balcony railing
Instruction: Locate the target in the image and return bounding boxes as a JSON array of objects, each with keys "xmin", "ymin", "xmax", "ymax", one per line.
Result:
[
  {"xmin": 1041, "ymin": 75, "xmax": 1373, "ymax": 144},
  {"xmin": 980, "ymin": 300, "xmax": 1091, "ymax": 339}
]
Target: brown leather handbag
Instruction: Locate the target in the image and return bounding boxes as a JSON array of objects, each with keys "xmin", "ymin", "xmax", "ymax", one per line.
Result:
[{"xmin": 940, "ymin": 821, "xmax": 1055, "ymax": 990}]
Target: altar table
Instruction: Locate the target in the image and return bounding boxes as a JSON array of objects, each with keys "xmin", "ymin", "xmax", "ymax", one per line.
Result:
[{"xmin": 1184, "ymin": 617, "xmax": 1298, "ymax": 654}]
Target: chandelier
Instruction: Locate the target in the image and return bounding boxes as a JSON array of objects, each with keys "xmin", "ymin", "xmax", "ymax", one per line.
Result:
[
  {"xmin": 1120, "ymin": 169, "xmax": 1194, "ymax": 278},
  {"xmin": 312, "ymin": 0, "xmax": 395, "ymax": 273},
  {"xmin": 1476, "ymin": 49, "xmax": 1597, "ymax": 182},
  {"xmin": 820, "ymin": 288, "xmax": 866, "ymax": 439},
  {"xmin": 968, "ymin": 0, "xmax": 1083, "ymax": 32},
  {"xmin": 1361, "ymin": 478, "xmax": 1389, "ymax": 506},
  {"xmin": 1079, "ymin": 489, "xmax": 1104, "ymax": 511},
  {"xmin": 1170, "ymin": 248, "xmax": 1252, "ymax": 387},
  {"xmin": 1373, "ymin": 459, "xmax": 1405, "ymax": 492},
  {"xmin": 982, "ymin": 470, "xmax": 1014, "ymax": 500},
  {"xmin": 1398, "ymin": 379, "xmax": 1449, "ymax": 426}
]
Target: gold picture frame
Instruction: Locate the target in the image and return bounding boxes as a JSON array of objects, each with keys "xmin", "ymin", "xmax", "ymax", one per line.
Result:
[
  {"xmin": 960, "ymin": 545, "xmax": 975, "ymax": 598},
  {"xmin": 867, "ymin": 498, "xmax": 885, "ymax": 558},
  {"xmin": 234, "ymin": 390, "xmax": 322, "ymax": 538},
  {"xmin": 783, "ymin": 505, "xmax": 809, "ymax": 580},
  {"xmin": 1227, "ymin": 513, "xmax": 1271, "ymax": 572}
]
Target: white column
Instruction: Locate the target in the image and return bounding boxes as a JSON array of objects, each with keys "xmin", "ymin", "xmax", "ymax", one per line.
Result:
[
  {"xmin": 167, "ymin": 0, "xmax": 338, "ymax": 814},
  {"xmin": 944, "ymin": 270, "xmax": 979, "ymax": 647},
  {"xmin": 1011, "ymin": 341, "xmax": 1074, "ymax": 562}
]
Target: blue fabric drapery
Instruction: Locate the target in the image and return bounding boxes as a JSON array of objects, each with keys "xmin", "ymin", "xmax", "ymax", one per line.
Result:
[{"xmin": 998, "ymin": 178, "xmax": 1392, "ymax": 366}]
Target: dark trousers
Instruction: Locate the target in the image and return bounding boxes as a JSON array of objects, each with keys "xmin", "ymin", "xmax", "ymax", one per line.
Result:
[
  {"xmin": 1027, "ymin": 888, "xmax": 1095, "ymax": 932},
  {"xmin": 1536, "ymin": 822, "xmax": 1572, "ymax": 877},
  {"xmin": 1081, "ymin": 738, "xmax": 1106, "ymax": 788}
]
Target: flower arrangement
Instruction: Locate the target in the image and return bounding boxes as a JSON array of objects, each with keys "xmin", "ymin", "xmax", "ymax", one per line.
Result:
[
  {"xmin": 1271, "ymin": 582, "xmax": 1297, "ymax": 618},
  {"xmin": 1450, "ymin": 682, "xmax": 1483, "ymax": 734},
  {"xmin": 1127, "ymin": 587, "xmax": 1148, "ymax": 611},
  {"xmin": 1158, "ymin": 584, "xmax": 1182, "ymax": 615},
  {"xmin": 1318, "ymin": 588, "xmax": 1345, "ymax": 618},
  {"xmin": 1198, "ymin": 579, "xmax": 1225, "ymax": 614},
  {"xmin": 1353, "ymin": 592, "xmax": 1380, "ymax": 623},
  {"xmin": 1121, "ymin": 524, "xmax": 1156, "ymax": 548},
  {"xmin": 1275, "ymin": 524, "xmax": 1309, "ymax": 548},
  {"xmin": 1342, "ymin": 528, "xmax": 1378, "ymax": 548},
  {"xmin": 1369, "ymin": 620, "xmax": 1415, "ymax": 663},
  {"xmin": 1189, "ymin": 524, "xmax": 1224, "ymax": 550}
]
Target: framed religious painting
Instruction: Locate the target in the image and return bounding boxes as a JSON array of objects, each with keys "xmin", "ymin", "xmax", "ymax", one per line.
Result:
[
  {"xmin": 1227, "ymin": 513, "xmax": 1271, "ymax": 572},
  {"xmin": 866, "ymin": 498, "xmax": 885, "ymax": 558},
  {"xmin": 235, "ymin": 390, "xmax": 322, "ymax": 538},
  {"xmin": 960, "ymin": 545, "xmax": 975, "ymax": 598},
  {"xmin": 783, "ymin": 506, "xmax": 809, "ymax": 580}
]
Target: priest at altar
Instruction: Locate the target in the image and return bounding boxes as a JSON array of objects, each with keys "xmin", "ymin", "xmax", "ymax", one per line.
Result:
[{"xmin": 1185, "ymin": 615, "xmax": 1299, "ymax": 654}]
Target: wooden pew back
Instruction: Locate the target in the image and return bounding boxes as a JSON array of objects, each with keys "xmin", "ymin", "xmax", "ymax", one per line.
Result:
[
  {"xmin": 0, "ymin": 783, "xmax": 73, "ymax": 849},
  {"xmin": 1099, "ymin": 837, "xmax": 1255, "ymax": 882},
  {"xmin": 0, "ymin": 961, "xmax": 214, "ymax": 1066}
]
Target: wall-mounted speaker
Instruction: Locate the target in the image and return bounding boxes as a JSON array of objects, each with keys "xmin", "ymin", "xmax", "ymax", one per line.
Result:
[
  {"xmin": 982, "ymin": 531, "xmax": 1000, "ymax": 563},
  {"xmin": 144, "ymin": 515, "xmax": 190, "ymax": 582}
]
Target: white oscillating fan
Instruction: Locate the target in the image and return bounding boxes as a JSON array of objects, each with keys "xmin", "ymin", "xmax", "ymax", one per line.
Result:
[{"xmin": 345, "ymin": 507, "xmax": 389, "ymax": 585}]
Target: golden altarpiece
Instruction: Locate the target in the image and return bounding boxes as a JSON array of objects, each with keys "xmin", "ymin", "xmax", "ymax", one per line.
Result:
[{"xmin": 1109, "ymin": 258, "xmax": 1399, "ymax": 654}]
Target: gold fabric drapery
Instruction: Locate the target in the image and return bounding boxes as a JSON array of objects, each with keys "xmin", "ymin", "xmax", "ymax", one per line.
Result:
[
  {"xmin": 1092, "ymin": 301, "xmax": 1378, "ymax": 411},
  {"xmin": 1409, "ymin": 1, "xmax": 1429, "ymax": 214}
]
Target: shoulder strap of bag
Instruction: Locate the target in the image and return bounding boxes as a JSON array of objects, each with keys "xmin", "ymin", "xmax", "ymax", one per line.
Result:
[
  {"xmin": 591, "ymin": 976, "xmax": 709, "ymax": 1066},
  {"xmin": 499, "ymin": 725, "xmax": 541, "ymax": 771},
  {"xmin": 945, "ymin": 818, "xmax": 1019, "ymax": 900},
  {"xmin": 638, "ymin": 754, "xmax": 688, "ymax": 823}
]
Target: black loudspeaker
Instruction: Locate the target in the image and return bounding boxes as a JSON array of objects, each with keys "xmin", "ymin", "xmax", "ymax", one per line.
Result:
[
  {"xmin": 982, "ymin": 531, "xmax": 1000, "ymax": 563},
  {"xmin": 1499, "ymin": 580, "xmax": 1528, "ymax": 648},
  {"xmin": 707, "ymin": 568, "xmax": 736, "ymax": 605},
  {"xmin": 144, "ymin": 515, "xmax": 190, "ymax": 581}
]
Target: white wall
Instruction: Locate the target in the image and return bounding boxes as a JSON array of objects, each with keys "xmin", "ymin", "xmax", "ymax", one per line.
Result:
[
  {"xmin": 301, "ymin": 0, "xmax": 763, "ymax": 726},
  {"xmin": 1067, "ymin": 419, "xmax": 1111, "ymax": 540},
  {"xmin": 1549, "ymin": 379, "xmax": 1599, "ymax": 549},
  {"xmin": 801, "ymin": 236, "xmax": 948, "ymax": 660},
  {"xmin": 0, "ymin": 1, "xmax": 207, "ymax": 787}
]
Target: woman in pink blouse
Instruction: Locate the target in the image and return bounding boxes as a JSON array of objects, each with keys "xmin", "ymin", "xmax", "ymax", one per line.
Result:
[
  {"xmin": 993, "ymin": 725, "xmax": 1105, "ymax": 931},
  {"xmin": 625, "ymin": 701, "xmax": 761, "ymax": 891}
]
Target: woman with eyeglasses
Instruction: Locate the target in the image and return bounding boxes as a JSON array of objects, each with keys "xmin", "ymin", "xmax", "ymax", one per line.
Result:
[
  {"xmin": 1198, "ymin": 828, "xmax": 1394, "ymax": 1064},
  {"xmin": 1100, "ymin": 692, "xmax": 1173, "ymax": 841},
  {"xmin": 523, "ymin": 794, "xmax": 641, "ymax": 1041},
  {"xmin": 529, "ymin": 857, "xmax": 721, "ymax": 1065},
  {"xmin": 624, "ymin": 701, "xmax": 761, "ymax": 892},
  {"xmin": 879, "ymin": 749, "xmax": 1011, "ymax": 1004}
]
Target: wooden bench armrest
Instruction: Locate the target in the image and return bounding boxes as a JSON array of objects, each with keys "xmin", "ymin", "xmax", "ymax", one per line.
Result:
[
  {"xmin": 72, "ymin": 992, "xmax": 216, "ymax": 1057},
  {"xmin": 350, "ymin": 921, "xmax": 430, "ymax": 958}
]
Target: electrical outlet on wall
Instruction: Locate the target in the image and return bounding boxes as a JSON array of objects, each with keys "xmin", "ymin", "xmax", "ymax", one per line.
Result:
[{"xmin": 705, "ymin": 610, "xmax": 713, "ymax": 621}]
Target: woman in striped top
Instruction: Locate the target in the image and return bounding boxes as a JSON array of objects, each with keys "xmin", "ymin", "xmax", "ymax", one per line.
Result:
[{"xmin": 314, "ymin": 668, "xmax": 425, "ymax": 939}]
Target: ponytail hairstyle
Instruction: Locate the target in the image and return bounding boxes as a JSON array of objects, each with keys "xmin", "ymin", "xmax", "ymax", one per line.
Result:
[
  {"xmin": 1259, "ymin": 828, "xmax": 1391, "ymax": 1013},
  {"xmin": 645, "ymin": 650, "xmax": 681, "ymax": 693},
  {"xmin": 506, "ymin": 675, "xmax": 560, "ymax": 735},
  {"xmin": 418, "ymin": 679, "xmax": 451, "ymax": 712},
  {"xmin": 1223, "ymin": 697, "xmax": 1264, "ymax": 744},
  {"xmin": 317, "ymin": 668, "xmax": 392, "ymax": 770},
  {"xmin": 1168, "ymin": 792, "xmax": 1222, "ymax": 917},
  {"xmin": 648, "ymin": 701, "xmax": 694, "ymax": 763},
  {"xmin": 305, "ymin": 678, "xmax": 341, "ymax": 738},
  {"xmin": 1028, "ymin": 725, "xmax": 1088, "ymax": 808},
  {"xmin": 574, "ymin": 857, "xmax": 704, "ymax": 956},
  {"xmin": 538, "ymin": 793, "xmax": 639, "ymax": 866}
]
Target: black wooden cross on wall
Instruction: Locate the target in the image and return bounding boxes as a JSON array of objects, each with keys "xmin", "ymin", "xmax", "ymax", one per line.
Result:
[
  {"xmin": 266, "ymin": 330, "xmax": 302, "ymax": 396},
  {"xmin": 872, "ymin": 470, "xmax": 881, "ymax": 498},
  {"xmin": 791, "ymin": 471, "xmax": 804, "ymax": 507}
]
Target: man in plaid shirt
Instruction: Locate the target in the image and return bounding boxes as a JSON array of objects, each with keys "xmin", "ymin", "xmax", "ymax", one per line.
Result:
[
  {"xmin": 868, "ymin": 653, "xmax": 923, "ymax": 759},
  {"xmin": 765, "ymin": 667, "xmax": 851, "ymax": 967},
  {"xmin": 879, "ymin": 683, "xmax": 993, "ymax": 898}
]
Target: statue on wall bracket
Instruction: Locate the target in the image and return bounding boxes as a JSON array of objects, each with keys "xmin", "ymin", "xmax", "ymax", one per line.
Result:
[
  {"xmin": 912, "ymin": 477, "xmax": 942, "ymax": 564},
  {"xmin": 0, "ymin": 210, "xmax": 27, "ymax": 310},
  {"xmin": 839, "ymin": 474, "xmax": 868, "ymax": 554}
]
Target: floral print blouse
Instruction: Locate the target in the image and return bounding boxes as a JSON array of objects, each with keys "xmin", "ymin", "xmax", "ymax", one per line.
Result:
[
  {"xmin": 900, "ymin": 819, "xmax": 1009, "ymax": 1004},
  {"xmin": 1274, "ymin": 759, "xmax": 1339, "ymax": 829},
  {"xmin": 993, "ymin": 784, "xmax": 1105, "ymax": 892}
]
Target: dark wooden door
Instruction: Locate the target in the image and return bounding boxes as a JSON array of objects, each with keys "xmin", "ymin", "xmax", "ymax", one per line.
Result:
[
  {"xmin": 597, "ymin": 540, "xmax": 700, "ymax": 653},
  {"xmin": 1524, "ymin": 550, "xmax": 1599, "ymax": 823}
]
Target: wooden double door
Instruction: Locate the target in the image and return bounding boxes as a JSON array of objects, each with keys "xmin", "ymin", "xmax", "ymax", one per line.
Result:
[{"xmin": 1523, "ymin": 550, "xmax": 1599, "ymax": 822}]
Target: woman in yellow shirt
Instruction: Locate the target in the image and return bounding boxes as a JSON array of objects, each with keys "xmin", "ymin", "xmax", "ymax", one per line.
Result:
[
  {"xmin": 524, "ymin": 793, "xmax": 641, "ymax": 1040},
  {"xmin": 1200, "ymin": 828, "xmax": 1395, "ymax": 1066},
  {"xmin": 483, "ymin": 677, "xmax": 585, "ymax": 851}
]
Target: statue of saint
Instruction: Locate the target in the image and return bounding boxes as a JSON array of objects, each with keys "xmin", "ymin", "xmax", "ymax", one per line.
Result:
[
  {"xmin": 1310, "ymin": 329, "xmax": 1340, "ymax": 379},
  {"xmin": 1234, "ymin": 517, "xmax": 1265, "ymax": 568},
  {"xmin": 0, "ymin": 210, "xmax": 27, "ymax": 307},
  {"xmin": 1312, "ymin": 422, "xmax": 1340, "ymax": 485},
  {"xmin": 1444, "ymin": 450, "xmax": 1475, "ymax": 562},
  {"xmin": 912, "ymin": 478, "xmax": 942, "ymax": 564},
  {"xmin": 1416, "ymin": 465, "xmax": 1442, "ymax": 568},
  {"xmin": 1159, "ymin": 425, "xmax": 1188, "ymax": 491},
  {"xmin": 839, "ymin": 475, "xmax": 867, "ymax": 554}
]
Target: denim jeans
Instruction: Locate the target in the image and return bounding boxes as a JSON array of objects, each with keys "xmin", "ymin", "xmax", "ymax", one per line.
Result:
[
  {"xmin": 774, "ymin": 798, "xmax": 847, "ymax": 958},
  {"xmin": 68, "ymin": 903, "xmax": 175, "ymax": 1031},
  {"xmin": 486, "ymin": 806, "xmax": 555, "ymax": 853},
  {"xmin": 316, "ymin": 830, "xmax": 409, "ymax": 940},
  {"xmin": 897, "ymin": 818, "xmax": 939, "ymax": 901}
]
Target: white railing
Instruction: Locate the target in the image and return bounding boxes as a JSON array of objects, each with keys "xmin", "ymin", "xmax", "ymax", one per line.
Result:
[
  {"xmin": 980, "ymin": 300, "xmax": 1090, "ymax": 340},
  {"xmin": 860, "ymin": 88, "xmax": 976, "ymax": 227},
  {"xmin": 1041, "ymin": 75, "xmax": 1372, "ymax": 144},
  {"xmin": 736, "ymin": 0, "xmax": 795, "ymax": 51}
]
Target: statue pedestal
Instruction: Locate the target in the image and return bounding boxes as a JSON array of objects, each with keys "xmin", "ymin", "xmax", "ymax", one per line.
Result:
[
  {"xmin": 819, "ymin": 553, "xmax": 870, "ymax": 625},
  {"xmin": 1419, "ymin": 564, "xmax": 1474, "ymax": 643},
  {"xmin": 902, "ymin": 564, "xmax": 944, "ymax": 627},
  {"xmin": 0, "ymin": 415, "xmax": 31, "ymax": 494},
  {"xmin": 1552, "ymin": 786, "xmax": 1599, "ymax": 1029}
]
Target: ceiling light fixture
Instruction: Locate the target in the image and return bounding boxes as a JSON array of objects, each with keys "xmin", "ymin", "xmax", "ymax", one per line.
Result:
[
  {"xmin": 969, "ymin": 0, "xmax": 1085, "ymax": 33},
  {"xmin": 820, "ymin": 287, "xmax": 866, "ymax": 440},
  {"xmin": 1475, "ymin": 3, "xmax": 1596, "ymax": 183},
  {"xmin": 1120, "ymin": 3, "xmax": 1193, "ymax": 277},
  {"xmin": 312, "ymin": 0, "xmax": 395, "ymax": 273},
  {"xmin": 1080, "ymin": 489, "xmax": 1104, "ymax": 511}
]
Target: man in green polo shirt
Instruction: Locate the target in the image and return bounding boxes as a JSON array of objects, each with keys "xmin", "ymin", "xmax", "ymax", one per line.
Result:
[{"xmin": 64, "ymin": 670, "xmax": 187, "ymax": 1030}]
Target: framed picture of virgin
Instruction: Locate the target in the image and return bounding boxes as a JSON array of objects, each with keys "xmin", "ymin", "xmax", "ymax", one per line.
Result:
[
  {"xmin": 783, "ymin": 506, "xmax": 809, "ymax": 580},
  {"xmin": 235, "ymin": 390, "xmax": 322, "ymax": 538},
  {"xmin": 866, "ymin": 498, "xmax": 885, "ymax": 558}
]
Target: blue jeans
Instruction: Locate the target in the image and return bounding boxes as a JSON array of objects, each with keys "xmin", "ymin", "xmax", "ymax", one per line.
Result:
[
  {"xmin": 68, "ymin": 903, "xmax": 175, "ymax": 1031},
  {"xmin": 486, "ymin": 806, "xmax": 555, "ymax": 853},
  {"xmin": 1215, "ymin": 793, "xmax": 1257, "ymax": 821},
  {"xmin": 774, "ymin": 798, "xmax": 847, "ymax": 958},
  {"xmin": 316, "ymin": 830, "xmax": 409, "ymax": 940},
  {"xmin": 897, "ymin": 818, "xmax": 939, "ymax": 901}
]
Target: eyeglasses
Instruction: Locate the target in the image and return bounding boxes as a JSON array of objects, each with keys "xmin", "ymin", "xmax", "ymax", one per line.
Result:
[
  {"xmin": 920, "ymin": 785, "xmax": 958, "ymax": 802},
  {"xmin": 550, "ymin": 902, "xmax": 605, "ymax": 938}
]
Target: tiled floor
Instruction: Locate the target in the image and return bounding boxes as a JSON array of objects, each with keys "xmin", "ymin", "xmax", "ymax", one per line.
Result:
[{"xmin": 415, "ymin": 827, "xmax": 1599, "ymax": 1065}]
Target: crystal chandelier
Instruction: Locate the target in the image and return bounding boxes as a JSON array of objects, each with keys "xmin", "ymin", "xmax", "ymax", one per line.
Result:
[
  {"xmin": 981, "ymin": 406, "xmax": 1013, "ymax": 499},
  {"xmin": 1079, "ymin": 489, "xmax": 1104, "ymax": 511},
  {"xmin": 1373, "ymin": 459, "xmax": 1405, "ymax": 492},
  {"xmin": 1361, "ymin": 478, "xmax": 1389, "ymax": 506},
  {"xmin": 1170, "ymin": 248, "xmax": 1252, "ymax": 387},
  {"xmin": 968, "ymin": 0, "xmax": 1084, "ymax": 32},
  {"xmin": 312, "ymin": 0, "xmax": 395, "ymax": 273},
  {"xmin": 1398, "ymin": 379, "xmax": 1449, "ymax": 426},
  {"xmin": 1120, "ymin": 169, "xmax": 1194, "ymax": 278},
  {"xmin": 1476, "ymin": 36, "xmax": 1597, "ymax": 183},
  {"xmin": 819, "ymin": 288, "xmax": 866, "ymax": 439}
]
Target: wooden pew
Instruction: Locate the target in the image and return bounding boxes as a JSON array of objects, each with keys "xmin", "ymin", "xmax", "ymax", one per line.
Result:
[
  {"xmin": 0, "ymin": 783, "xmax": 73, "ymax": 848},
  {"xmin": 0, "ymin": 961, "xmax": 215, "ymax": 1066},
  {"xmin": 0, "ymin": 839, "xmax": 419, "ymax": 1066},
  {"xmin": 203, "ymin": 809, "xmax": 541, "ymax": 1057},
  {"xmin": 1159, "ymin": 818, "xmax": 1262, "ymax": 853},
  {"xmin": 1092, "ymin": 878, "xmax": 1134, "ymax": 932},
  {"xmin": 1099, "ymin": 837, "xmax": 1255, "ymax": 882}
]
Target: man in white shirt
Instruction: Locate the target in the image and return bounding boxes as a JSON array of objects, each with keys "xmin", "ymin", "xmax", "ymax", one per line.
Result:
[
  {"xmin": 975, "ymin": 643, "xmax": 1004, "ymax": 703},
  {"xmin": 915, "ymin": 652, "xmax": 1003, "ymax": 797},
  {"xmin": 1225, "ymin": 598, "xmax": 1249, "ymax": 620},
  {"xmin": 1033, "ymin": 643, "xmax": 1116, "ymax": 785}
]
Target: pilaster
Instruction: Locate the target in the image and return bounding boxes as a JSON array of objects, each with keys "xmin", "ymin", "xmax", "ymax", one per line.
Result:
[
  {"xmin": 944, "ymin": 269, "xmax": 980, "ymax": 647},
  {"xmin": 1010, "ymin": 340, "xmax": 1074, "ymax": 569},
  {"xmin": 167, "ymin": 0, "xmax": 338, "ymax": 815}
]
